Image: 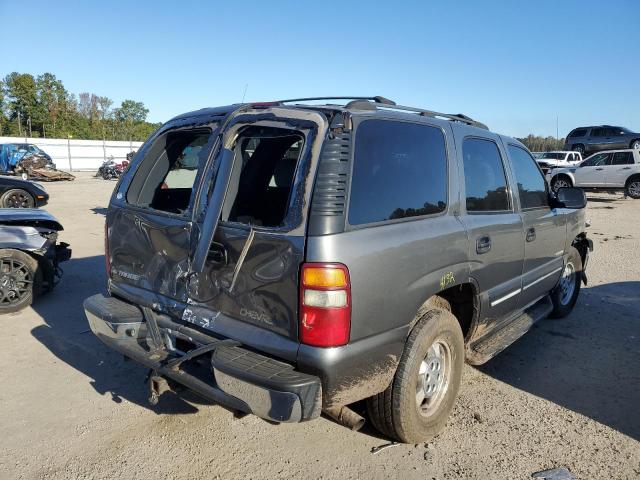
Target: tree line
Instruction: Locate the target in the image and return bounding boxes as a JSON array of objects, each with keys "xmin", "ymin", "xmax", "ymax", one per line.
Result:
[
  {"xmin": 0, "ymin": 72, "xmax": 162, "ymax": 141},
  {"xmin": 516, "ymin": 134, "xmax": 565, "ymax": 152}
]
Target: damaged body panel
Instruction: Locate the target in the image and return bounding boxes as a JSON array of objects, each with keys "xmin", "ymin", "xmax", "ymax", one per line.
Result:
[{"xmin": 0, "ymin": 208, "xmax": 70, "ymax": 312}]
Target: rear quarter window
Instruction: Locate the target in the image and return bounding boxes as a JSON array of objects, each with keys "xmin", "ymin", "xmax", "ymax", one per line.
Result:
[{"xmin": 348, "ymin": 120, "xmax": 448, "ymax": 226}]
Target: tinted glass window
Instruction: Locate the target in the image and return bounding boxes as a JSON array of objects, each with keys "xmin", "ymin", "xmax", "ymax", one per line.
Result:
[
  {"xmin": 540, "ymin": 152, "xmax": 565, "ymax": 160},
  {"xmin": 569, "ymin": 129, "xmax": 587, "ymax": 138},
  {"xmin": 611, "ymin": 152, "xmax": 634, "ymax": 165},
  {"xmin": 591, "ymin": 128, "xmax": 604, "ymax": 137},
  {"xmin": 462, "ymin": 138, "xmax": 510, "ymax": 212},
  {"xmin": 508, "ymin": 145, "xmax": 548, "ymax": 209},
  {"xmin": 581, "ymin": 153, "xmax": 611, "ymax": 167},
  {"xmin": 348, "ymin": 120, "xmax": 447, "ymax": 225},
  {"xmin": 604, "ymin": 128, "xmax": 622, "ymax": 136}
]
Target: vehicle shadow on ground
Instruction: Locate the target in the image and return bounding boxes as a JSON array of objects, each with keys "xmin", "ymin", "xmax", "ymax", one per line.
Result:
[
  {"xmin": 478, "ymin": 281, "xmax": 640, "ymax": 441},
  {"xmin": 30, "ymin": 255, "xmax": 207, "ymax": 415},
  {"xmin": 91, "ymin": 207, "xmax": 108, "ymax": 216},
  {"xmin": 586, "ymin": 195, "xmax": 625, "ymax": 203}
]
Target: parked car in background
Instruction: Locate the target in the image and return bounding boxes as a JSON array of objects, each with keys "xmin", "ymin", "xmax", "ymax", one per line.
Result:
[
  {"xmin": 536, "ymin": 151, "xmax": 582, "ymax": 175},
  {"xmin": 531, "ymin": 152, "xmax": 544, "ymax": 159},
  {"xmin": 547, "ymin": 149, "xmax": 640, "ymax": 198},
  {"xmin": 0, "ymin": 176, "xmax": 49, "ymax": 208},
  {"xmin": 564, "ymin": 126, "xmax": 640, "ymax": 155},
  {"xmin": 0, "ymin": 209, "xmax": 71, "ymax": 313},
  {"xmin": 13, "ymin": 144, "xmax": 54, "ymax": 165},
  {"xmin": 84, "ymin": 96, "xmax": 590, "ymax": 444}
]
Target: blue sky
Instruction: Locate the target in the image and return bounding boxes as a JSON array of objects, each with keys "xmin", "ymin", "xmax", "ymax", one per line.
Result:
[{"xmin": 1, "ymin": 0, "xmax": 638, "ymax": 138}]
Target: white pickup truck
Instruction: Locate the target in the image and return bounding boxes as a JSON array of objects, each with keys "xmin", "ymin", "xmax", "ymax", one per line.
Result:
[
  {"xmin": 547, "ymin": 149, "xmax": 640, "ymax": 199},
  {"xmin": 536, "ymin": 151, "xmax": 583, "ymax": 175}
]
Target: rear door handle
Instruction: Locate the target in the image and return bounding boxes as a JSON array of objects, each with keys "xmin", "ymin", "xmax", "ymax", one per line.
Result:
[
  {"xmin": 476, "ymin": 235, "xmax": 491, "ymax": 254},
  {"xmin": 526, "ymin": 227, "xmax": 536, "ymax": 242},
  {"xmin": 207, "ymin": 242, "xmax": 228, "ymax": 265}
]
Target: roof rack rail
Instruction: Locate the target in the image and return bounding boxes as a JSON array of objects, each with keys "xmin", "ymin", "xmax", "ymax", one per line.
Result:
[
  {"xmin": 374, "ymin": 103, "xmax": 488, "ymax": 130},
  {"xmin": 277, "ymin": 96, "xmax": 397, "ymax": 106}
]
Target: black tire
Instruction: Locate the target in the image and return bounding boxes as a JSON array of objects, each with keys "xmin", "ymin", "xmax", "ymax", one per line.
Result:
[
  {"xmin": 549, "ymin": 246, "xmax": 582, "ymax": 318},
  {"xmin": 572, "ymin": 144, "xmax": 585, "ymax": 155},
  {"xmin": 1, "ymin": 189, "xmax": 35, "ymax": 208},
  {"xmin": 551, "ymin": 175, "xmax": 573, "ymax": 192},
  {"xmin": 629, "ymin": 139, "xmax": 640, "ymax": 151},
  {"xmin": 102, "ymin": 170, "xmax": 112, "ymax": 180},
  {"xmin": 625, "ymin": 176, "xmax": 640, "ymax": 199},
  {"xmin": 0, "ymin": 249, "xmax": 42, "ymax": 313},
  {"xmin": 367, "ymin": 308, "xmax": 464, "ymax": 443}
]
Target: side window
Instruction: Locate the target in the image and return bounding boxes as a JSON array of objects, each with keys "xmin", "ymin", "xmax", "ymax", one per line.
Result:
[
  {"xmin": 591, "ymin": 128, "xmax": 604, "ymax": 137},
  {"xmin": 611, "ymin": 152, "xmax": 634, "ymax": 165},
  {"xmin": 222, "ymin": 126, "xmax": 304, "ymax": 227},
  {"xmin": 126, "ymin": 129, "xmax": 212, "ymax": 215},
  {"xmin": 508, "ymin": 145, "xmax": 549, "ymax": 209},
  {"xmin": 348, "ymin": 120, "xmax": 447, "ymax": 225},
  {"xmin": 581, "ymin": 153, "xmax": 610, "ymax": 167},
  {"xmin": 462, "ymin": 138, "xmax": 510, "ymax": 212},
  {"xmin": 570, "ymin": 129, "xmax": 586, "ymax": 138}
]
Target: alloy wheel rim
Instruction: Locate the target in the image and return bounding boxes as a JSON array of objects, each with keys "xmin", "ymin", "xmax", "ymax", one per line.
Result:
[
  {"xmin": 559, "ymin": 262, "xmax": 576, "ymax": 305},
  {"xmin": 6, "ymin": 192, "xmax": 32, "ymax": 208},
  {"xmin": 0, "ymin": 258, "xmax": 33, "ymax": 306},
  {"xmin": 554, "ymin": 179, "xmax": 570, "ymax": 191},
  {"xmin": 416, "ymin": 339, "xmax": 451, "ymax": 416},
  {"xmin": 629, "ymin": 181, "xmax": 640, "ymax": 197},
  {"xmin": 632, "ymin": 141, "xmax": 640, "ymax": 150}
]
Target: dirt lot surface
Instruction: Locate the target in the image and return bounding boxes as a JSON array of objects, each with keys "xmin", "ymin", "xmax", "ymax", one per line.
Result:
[{"xmin": 1, "ymin": 172, "xmax": 638, "ymax": 479}]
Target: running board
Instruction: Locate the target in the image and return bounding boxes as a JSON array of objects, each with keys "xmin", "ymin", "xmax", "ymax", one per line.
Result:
[{"xmin": 467, "ymin": 296, "xmax": 553, "ymax": 365}]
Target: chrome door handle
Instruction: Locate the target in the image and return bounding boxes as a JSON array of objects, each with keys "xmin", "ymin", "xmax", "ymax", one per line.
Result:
[
  {"xmin": 476, "ymin": 236, "xmax": 491, "ymax": 254},
  {"xmin": 526, "ymin": 227, "xmax": 536, "ymax": 242}
]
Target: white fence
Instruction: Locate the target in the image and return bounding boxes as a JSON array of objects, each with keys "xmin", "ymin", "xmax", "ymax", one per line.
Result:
[{"xmin": 0, "ymin": 136, "xmax": 144, "ymax": 171}]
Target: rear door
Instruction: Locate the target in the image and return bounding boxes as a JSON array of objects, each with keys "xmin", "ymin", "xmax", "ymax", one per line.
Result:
[
  {"xmin": 454, "ymin": 130, "xmax": 524, "ymax": 322},
  {"xmin": 187, "ymin": 109, "xmax": 327, "ymax": 344},
  {"xmin": 608, "ymin": 151, "xmax": 635, "ymax": 186},
  {"xmin": 504, "ymin": 143, "xmax": 565, "ymax": 308}
]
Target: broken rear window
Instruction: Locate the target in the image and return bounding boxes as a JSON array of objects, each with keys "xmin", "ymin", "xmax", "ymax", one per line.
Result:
[
  {"xmin": 221, "ymin": 126, "xmax": 303, "ymax": 228},
  {"xmin": 126, "ymin": 129, "xmax": 213, "ymax": 215}
]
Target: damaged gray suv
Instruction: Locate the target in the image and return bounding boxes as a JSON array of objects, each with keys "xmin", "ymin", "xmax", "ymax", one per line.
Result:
[{"xmin": 84, "ymin": 97, "xmax": 592, "ymax": 443}]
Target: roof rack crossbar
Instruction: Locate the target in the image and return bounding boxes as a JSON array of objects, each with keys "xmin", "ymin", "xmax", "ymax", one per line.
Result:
[
  {"xmin": 277, "ymin": 96, "xmax": 396, "ymax": 106},
  {"xmin": 375, "ymin": 104, "xmax": 488, "ymax": 129}
]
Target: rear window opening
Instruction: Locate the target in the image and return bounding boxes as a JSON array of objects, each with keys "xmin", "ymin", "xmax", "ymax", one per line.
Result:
[
  {"xmin": 126, "ymin": 129, "xmax": 212, "ymax": 215},
  {"xmin": 221, "ymin": 126, "xmax": 303, "ymax": 228}
]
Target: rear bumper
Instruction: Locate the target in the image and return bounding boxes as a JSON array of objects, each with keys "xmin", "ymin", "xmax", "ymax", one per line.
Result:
[{"xmin": 84, "ymin": 294, "xmax": 322, "ymax": 423}]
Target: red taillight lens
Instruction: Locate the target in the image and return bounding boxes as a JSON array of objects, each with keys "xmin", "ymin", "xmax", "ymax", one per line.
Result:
[
  {"xmin": 104, "ymin": 221, "xmax": 111, "ymax": 278},
  {"xmin": 300, "ymin": 263, "xmax": 351, "ymax": 347}
]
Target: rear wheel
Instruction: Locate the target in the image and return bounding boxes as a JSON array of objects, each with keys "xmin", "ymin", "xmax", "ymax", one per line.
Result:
[
  {"xmin": 1, "ymin": 189, "xmax": 35, "ymax": 208},
  {"xmin": 549, "ymin": 246, "xmax": 582, "ymax": 318},
  {"xmin": 367, "ymin": 307, "xmax": 464, "ymax": 443},
  {"xmin": 630, "ymin": 139, "xmax": 640, "ymax": 150},
  {"xmin": 551, "ymin": 175, "xmax": 572, "ymax": 192},
  {"xmin": 625, "ymin": 176, "xmax": 640, "ymax": 199},
  {"xmin": 0, "ymin": 249, "xmax": 41, "ymax": 313}
]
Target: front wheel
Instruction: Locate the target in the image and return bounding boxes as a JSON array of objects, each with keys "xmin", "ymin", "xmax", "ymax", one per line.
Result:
[
  {"xmin": 625, "ymin": 177, "xmax": 640, "ymax": 199},
  {"xmin": 572, "ymin": 144, "xmax": 585, "ymax": 155},
  {"xmin": 551, "ymin": 176, "xmax": 572, "ymax": 192},
  {"xmin": 367, "ymin": 307, "xmax": 464, "ymax": 443},
  {"xmin": 549, "ymin": 246, "xmax": 582, "ymax": 318},
  {"xmin": 1, "ymin": 189, "xmax": 35, "ymax": 208},
  {"xmin": 0, "ymin": 249, "xmax": 41, "ymax": 313},
  {"xmin": 630, "ymin": 139, "xmax": 640, "ymax": 150}
]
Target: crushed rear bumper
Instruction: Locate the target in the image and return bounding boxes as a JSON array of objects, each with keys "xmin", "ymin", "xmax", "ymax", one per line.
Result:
[{"xmin": 83, "ymin": 293, "xmax": 321, "ymax": 423}]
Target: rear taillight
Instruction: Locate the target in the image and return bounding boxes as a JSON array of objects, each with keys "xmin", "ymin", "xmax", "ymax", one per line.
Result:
[
  {"xmin": 104, "ymin": 221, "xmax": 111, "ymax": 278},
  {"xmin": 299, "ymin": 263, "xmax": 351, "ymax": 347}
]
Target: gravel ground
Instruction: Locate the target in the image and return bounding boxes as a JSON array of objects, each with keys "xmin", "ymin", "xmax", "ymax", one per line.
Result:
[{"xmin": 1, "ymin": 172, "xmax": 638, "ymax": 479}]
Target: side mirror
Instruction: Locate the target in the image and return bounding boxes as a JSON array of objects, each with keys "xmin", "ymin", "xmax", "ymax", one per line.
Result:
[{"xmin": 556, "ymin": 187, "xmax": 586, "ymax": 209}]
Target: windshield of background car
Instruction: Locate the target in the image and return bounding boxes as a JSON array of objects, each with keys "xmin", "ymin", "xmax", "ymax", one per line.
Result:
[{"xmin": 540, "ymin": 153, "xmax": 564, "ymax": 160}]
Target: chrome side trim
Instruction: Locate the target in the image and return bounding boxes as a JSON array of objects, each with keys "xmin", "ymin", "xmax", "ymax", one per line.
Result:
[
  {"xmin": 490, "ymin": 288, "xmax": 521, "ymax": 307},
  {"xmin": 523, "ymin": 267, "xmax": 563, "ymax": 291}
]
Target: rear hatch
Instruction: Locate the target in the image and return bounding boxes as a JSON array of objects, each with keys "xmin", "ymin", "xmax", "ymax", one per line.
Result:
[{"xmin": 107, "ymin": 106, "xmax": 328, "ymax": 344}]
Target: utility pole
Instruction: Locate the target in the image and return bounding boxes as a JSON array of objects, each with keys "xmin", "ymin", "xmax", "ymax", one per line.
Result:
[
  {"xmin": 27, "ymin": 116, "xmax": 32, "ymax": 138},
  {"xmin": 241, "ymin": 83, "xmax": 248, "ymax": 103},
  {"xmin": 556, "ymin": 116, "xmax": 559, "ymax": 142},
  {"xmin": 17, "ymin": 111, "xmax": 22, "ymax": 136}
]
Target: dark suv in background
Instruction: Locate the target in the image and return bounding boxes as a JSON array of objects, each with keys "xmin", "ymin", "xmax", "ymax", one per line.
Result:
[
  {"xmin": 564, "ymin": 126, "xmax": 640, "ymax": 155},
  {"xmin": 84, "ymin": 96, "xmax": 590, "ymax": 443}
]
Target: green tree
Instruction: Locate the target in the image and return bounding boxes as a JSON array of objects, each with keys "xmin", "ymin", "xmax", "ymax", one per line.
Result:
[
  {"xmin": 3, "ymin": 72, "xmax": 38, "ymax": 135},
  {"xmin": 36, "ymin": 73, "xmax": 68, "ymax": 137}
]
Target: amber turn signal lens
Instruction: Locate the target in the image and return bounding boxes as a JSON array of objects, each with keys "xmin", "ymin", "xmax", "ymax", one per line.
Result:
[{"xmin": 302, "ymin": 266, "xmax": 347, "ymax": 288}]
